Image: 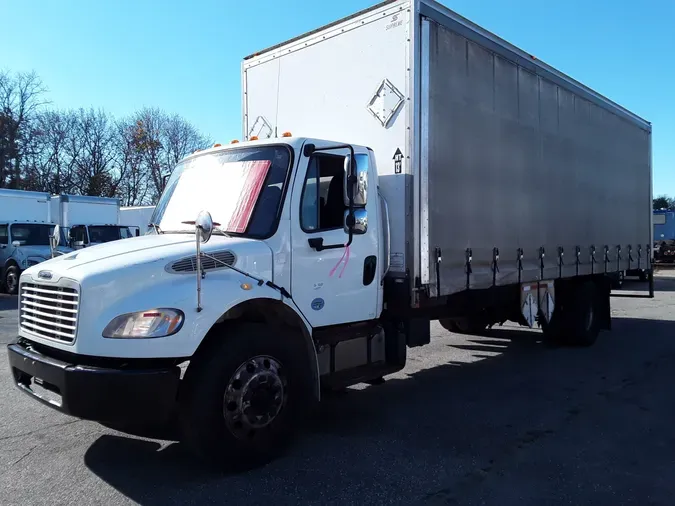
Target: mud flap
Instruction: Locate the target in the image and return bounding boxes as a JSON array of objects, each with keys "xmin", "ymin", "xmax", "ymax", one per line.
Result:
[
  {"xmin": 520, "ymin": 281, "xmax": 555, "ymax": 328},
  {"xmin": 598, "ymin": 278, "xmax": 612, "ymax": 331}
]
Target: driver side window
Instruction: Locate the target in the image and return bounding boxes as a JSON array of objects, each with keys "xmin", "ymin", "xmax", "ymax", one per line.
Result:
[
  {"xmin": 71, "ymin": 226, "xmax": 88, "ymax": 244},
  {"xmin": 300, "ymin": 154, "xmax": 346, "ymax": 232}
]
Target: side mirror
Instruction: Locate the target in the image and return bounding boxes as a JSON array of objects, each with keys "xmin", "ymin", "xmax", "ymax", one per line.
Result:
[
  {"xmin": 343, "ymin": 154, "xmax": 368, "ymax": 208},
  {"xmin": 69, "ymin": 229, "xmax": 75, "ymax": 239},
  {"xmin": 344, "ymin": 209, "xmax": 368, "ymax": 235},
  {"xmin": 195, "ymin": 210, "xmax": 214, "ymax": 244},
  {"xmin": 74, "ymin": 241, "xmax": 85, "ymax": 248},
  {"xmin": 11, "ymin": 240, "xmax": 21, "ymax": 248},
  {"xmin": 50, "ymin": 225, "xmax": 60, "ymax": 250}
]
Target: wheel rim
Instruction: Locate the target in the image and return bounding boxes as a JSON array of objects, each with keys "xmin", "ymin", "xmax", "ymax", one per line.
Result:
[
  {"xmin": 6, "ymin": 271, "xmax": 17, "ymax": 293},
  {"xmin": 223, "ymin": 355, "xmax": 287, "ymax": 440}
]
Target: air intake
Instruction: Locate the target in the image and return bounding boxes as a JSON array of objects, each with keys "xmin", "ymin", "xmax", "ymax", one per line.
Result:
[{"xmin": 168, "ymin": 250, "xmax": 236, "ymax": 274}]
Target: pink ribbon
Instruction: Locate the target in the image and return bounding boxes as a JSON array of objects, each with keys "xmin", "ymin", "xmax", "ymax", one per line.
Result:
[{"xmin": 329, "ymin": 244, "xmax": 351, "ymax": 278}]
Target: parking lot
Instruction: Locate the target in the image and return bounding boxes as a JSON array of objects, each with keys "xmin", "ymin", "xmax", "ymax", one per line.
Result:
[{"xmin": 1, "ymin": 273, "xmax": 675, "ymax": 506}]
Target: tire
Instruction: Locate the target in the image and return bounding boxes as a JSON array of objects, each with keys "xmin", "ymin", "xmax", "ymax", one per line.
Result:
[
  {"xmin": 439, "ymin": 317, "xmax": 487, "ymax": 335},
  {"xmin": 178, "ymin": 323, "xmax": 313, "ymax": 471},
  {"xmin": 563, "ymin": 281, "xmax": 600, "ymax": 347},
  {"xmin": 609, "ymin": 271, "xmax": 624, "ymax": 290},
  {"xmin": 541, "ymin": 310, "xmax": 566, "ymax": 346},
  {"xmin": 438, "ymin": 318, "xmax": 458, "ymax": 333},
  {"xmin": 4, "ymin": 265, "xmax": 19, "ymax": 295}
]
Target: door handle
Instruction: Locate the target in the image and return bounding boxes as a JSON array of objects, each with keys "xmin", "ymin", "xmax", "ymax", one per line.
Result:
[{"xmin": 308, "ymin": 237, "xmax": 348, "ymax": 252}]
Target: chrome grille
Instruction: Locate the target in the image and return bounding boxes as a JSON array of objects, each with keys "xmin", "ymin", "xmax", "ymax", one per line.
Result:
[
  {"xmin": 168, "ymin": 250, "xmax": 235, "ymax": 274},
  {"xmin": 19, "ymin": 282, "xmax": 79, "ymax": 344}
]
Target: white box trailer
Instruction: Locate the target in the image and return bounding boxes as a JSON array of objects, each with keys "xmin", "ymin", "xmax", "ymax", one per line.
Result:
[
  {"xmin": 53, "ymin": 194, "xmax": 121, "ymax": 228},
  {"xmin": 243, "ymin": 0, "xmax": 652, "ymax": 300},
  {"xmin": 119, "ymin": 206, "xmax": 156, "ymax": 235},
  {"xmin": 0, "ymin": 189, "xmax": 52, "ymax": 223}
]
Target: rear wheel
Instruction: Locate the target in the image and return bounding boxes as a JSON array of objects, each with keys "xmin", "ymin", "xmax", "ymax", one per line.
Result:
[
  {"xmin": 543, "ymin": 281, "xmax": 600, "ymax": 347},
  {"xmin": 178, "ymin": 323, "xmax": 313, "ymax": 471},
  {"xmin": 565, "ymin": 281, "xmax": 600, "ymax": 347},
  {"xmin": 4, "ymin": 265, "xmax": 19, "ymax": 295},
  {"xmin": 439, "ymin": 317, "xmax": 487, "ymax": 335}
]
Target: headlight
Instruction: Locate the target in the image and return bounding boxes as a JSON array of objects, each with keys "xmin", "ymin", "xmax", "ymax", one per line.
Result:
[{"xmin": 102, "ymin": 309, "xmax": 184, "ymax": 339}]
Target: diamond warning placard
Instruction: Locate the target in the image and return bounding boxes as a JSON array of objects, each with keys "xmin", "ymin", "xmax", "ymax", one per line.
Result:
[{"xmin": 367, "ymin": 78, "xmax": 404, "ymax": 128}]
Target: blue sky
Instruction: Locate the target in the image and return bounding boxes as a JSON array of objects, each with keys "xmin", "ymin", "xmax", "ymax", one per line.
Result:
[{"xmin": 2, "ymin": 0, "xmax": 673, "ymax": 195}]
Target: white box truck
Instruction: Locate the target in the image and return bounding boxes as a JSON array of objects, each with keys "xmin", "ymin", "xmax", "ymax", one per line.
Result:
[
  {"xmin": 8, "ymin": 0, "xmax": 652, "ymax": 471},
  {"xmin": 120, "ymin": 205, "xmax": 156, "ymax": 236},
  {"xmin": 52, "ymin": 195, "xmax": 136, "ymax": 248},
  {"xmin": 0, "ymin": 189, "xmax": 70, "ymax": 294}
]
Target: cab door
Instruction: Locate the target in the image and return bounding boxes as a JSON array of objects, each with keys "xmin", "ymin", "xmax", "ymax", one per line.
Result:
[{"xmin": 290, "ymin": 143, "xmax": 379, "ymax": 328}]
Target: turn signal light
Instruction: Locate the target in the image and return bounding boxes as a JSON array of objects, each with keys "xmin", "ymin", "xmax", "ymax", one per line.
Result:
[
  {"xmin": 282, "ymin": 131, "xmax": 292, "ymax": 137},
  {"xmin": 250, "ymin": 136, "xmax": 259, "ymax": 141},
  {"xmin": 231, "ymin": 139, "xmax": 240, "ymax": 144},
  {"xmin": 213, "ymin": 143, "xmax": 222, "ymax": 148}
]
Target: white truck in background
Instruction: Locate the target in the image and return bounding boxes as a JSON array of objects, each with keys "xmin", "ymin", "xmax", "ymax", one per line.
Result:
[
  {"xmin": 0, "ymin": 189, "xmax": 70, "ymax": 294},
  {"xmin": 8, "ymin": 0, "xmax": 652, "ymax": 471},
  {"xmin": 120, "ymin": 206, "xmax": 156, "ymax": 236},
  {"xmin": 51, "ymin": 195, "xmax": 137, "ymax": 249}
]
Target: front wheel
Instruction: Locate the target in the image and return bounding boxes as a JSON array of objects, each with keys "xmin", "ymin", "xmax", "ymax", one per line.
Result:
[
  {"xmin": 4, "ymin": 265, "xmax": 19, "ymax": 295},
  {"xmin": 178, "ymin": 323, "xmax": 313, "ymax": 471}
]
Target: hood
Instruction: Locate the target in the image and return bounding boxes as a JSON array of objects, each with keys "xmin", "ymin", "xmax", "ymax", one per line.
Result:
[
  {"xmin": 23, "ymin": 233, "xmax": 272, "ymax": 281},
  {"xmin": 12, "ymin": 244, "xmax": 52, "ymax": 259}
]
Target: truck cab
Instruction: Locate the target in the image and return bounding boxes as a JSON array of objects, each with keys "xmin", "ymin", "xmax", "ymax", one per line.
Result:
[
  {"xmin": 9, "ymin": 137, "xmax": 392, "ymax": 470},
  {"xmin": 0, "ymin": 221, "xmax": 71, "ymax": 294},
  {"xmin": 67, "ymin": 224, "xmax": 137, "ymax": 249}
]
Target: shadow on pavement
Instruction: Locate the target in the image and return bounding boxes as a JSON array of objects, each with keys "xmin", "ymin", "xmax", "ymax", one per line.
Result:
[
  {"xmin": 84, "ymin": 317, "xmax": 675, "ymax": 505},
  {"xmin": 0, "ymin": 295, "xmax": 18, "ymax": 311}
]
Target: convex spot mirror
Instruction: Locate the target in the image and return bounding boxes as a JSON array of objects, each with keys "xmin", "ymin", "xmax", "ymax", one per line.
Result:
[
  {"xmin": 50, "ymin": 225, "xmax": 60, "ymax": 249},
  {"xmin": 196, "ymin": 210, "xmax": 214, "ymax": 244},
  {"xmin": 343, "ymin": 154, "xmax": 368, "ymax": 208},
  {"xmin": 344, "ymin": 209, "xmax": 368, "ymax": 235}
]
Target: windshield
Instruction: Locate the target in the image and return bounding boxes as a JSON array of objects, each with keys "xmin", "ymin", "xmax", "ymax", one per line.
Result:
[
  {"xmin": 152, "ymin": 146, "xmax": 291, "ymax": 238},
  {"xmin": 10, "ymin": 224, "xmax": 57, "ymax": 247},
  {"xmin": 88, "ymin": 226, "xmax": 126, "ymax": 243}
]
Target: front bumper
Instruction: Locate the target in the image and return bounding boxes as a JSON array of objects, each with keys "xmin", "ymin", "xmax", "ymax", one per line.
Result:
[{"xmin": 7, "ymin": 340, "xmax": 181, "ymax": 424}]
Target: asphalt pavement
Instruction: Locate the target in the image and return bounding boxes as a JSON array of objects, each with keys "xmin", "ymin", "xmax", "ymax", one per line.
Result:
[{"xmin": 1, "ymin": 275, "xmax": 675, "ymax": 505}]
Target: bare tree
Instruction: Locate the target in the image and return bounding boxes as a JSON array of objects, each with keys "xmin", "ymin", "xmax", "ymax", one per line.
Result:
[
  {"xmin": 0, "ymin": 70, "xmax": 48, "ymax": 187},
  {"xmin": 114, "ymin": 117, "xmax": 151, "ymax": 205},
  {"xmin": 1, "ymin": 69, "xmax": 211, "ymax": 204},
  {"xmin": 71, "ymin": 108, "xmax": 124, "ymax": 197},
  {"xmin": 22, "ymin": 110, "xmax": 82, "ymax": 194},
  {"xmin": 128, "ymin": 108, "xmax": 210, "ymax": 202}
]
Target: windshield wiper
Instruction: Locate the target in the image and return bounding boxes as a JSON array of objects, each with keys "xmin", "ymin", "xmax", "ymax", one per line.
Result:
[{"xmin": 149, "ymin": 223, "xmax": 162, "ymax": 234}]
